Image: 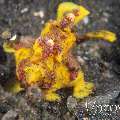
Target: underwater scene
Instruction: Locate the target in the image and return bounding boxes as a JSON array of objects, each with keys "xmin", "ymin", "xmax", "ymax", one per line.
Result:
[{"xmin": 0, "ymin": 0, "xmax": 120, "ymax": 119}]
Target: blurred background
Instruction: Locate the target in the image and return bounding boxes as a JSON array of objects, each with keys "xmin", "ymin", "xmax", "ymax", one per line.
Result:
[{"xmin": 0, "ymin": 0, "xmax": 120, "ymax": 119}]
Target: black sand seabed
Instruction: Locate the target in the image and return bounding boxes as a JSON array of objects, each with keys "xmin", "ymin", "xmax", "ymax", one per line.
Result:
[{"xmin": 0, "ymin": 0, "xmax": 120, "ymax": 119}]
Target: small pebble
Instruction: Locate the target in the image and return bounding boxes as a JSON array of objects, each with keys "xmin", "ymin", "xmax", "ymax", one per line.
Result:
[
  {"xmin": 33, "ymin": 10, "xmax": 44, "ymax": 18},
  {"xmin": 83, "ymin": 56, "xmax": 89, "ymax": 61},
  {"xmin": 67, "ymin": 96, "xmax": 77, "ymax": 111},
  {"xmin": 26, "ymin": 85, "xmax": 42, "ymax": 103},
  {"xmin": 83, "ymin": 16, "xmax": 89, "ymax": 25},
  {"xmin": 1, "ymin": 30, "xmax": 11, "ymax": 40},
  {"xmin": 41, "ymin": 20, "xmax": 45, "ymax": 24},
  {"xmin": 77, "ymin": 56, "xmax": 85, "ymax": 65},
  {"xmin": 21, "ymin": 7, "xmax": 29, "ymax": 14}
]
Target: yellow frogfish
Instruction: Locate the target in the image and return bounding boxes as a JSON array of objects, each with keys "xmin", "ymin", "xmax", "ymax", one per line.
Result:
[{"xmin": 3, "ymin": 2, "xmax": 117, "ymax": 101}]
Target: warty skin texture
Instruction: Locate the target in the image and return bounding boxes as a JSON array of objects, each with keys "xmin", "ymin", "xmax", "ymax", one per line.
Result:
[{"xmin": 3, "ymin": 2, "xmax": 116, "ymax": 101}]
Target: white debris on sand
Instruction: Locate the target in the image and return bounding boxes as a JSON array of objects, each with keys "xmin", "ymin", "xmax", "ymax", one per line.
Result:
[{"xmin": 33, "ymin": 10, "xmax": 45, "ymax": 18}]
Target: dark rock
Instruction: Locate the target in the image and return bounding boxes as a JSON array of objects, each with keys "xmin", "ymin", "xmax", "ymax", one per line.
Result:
[
  {"xmin": 0, "ymin": 46, "xmax": 7, "ymax": 64},
  {"xmin": 0, "ymin": 103, "xmax": 11, "ymax": 114},
  {"xmin": 0, "ymin": 65, "xmax": 8, "ymax": 84},
  {"xmin": 25, "ymin": 85, "xmax": 42, "ymax": 104},
  {"xmin": 67, "ymin": 96, "xmax": 77, "ymax": 112},
  {"xmin": 110, "ymin": 92, "xmax": 120, "ymax": 105}
]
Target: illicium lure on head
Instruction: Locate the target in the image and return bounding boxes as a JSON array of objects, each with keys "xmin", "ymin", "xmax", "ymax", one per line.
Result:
[{"xmin": 3, "ymin": 2, "xmax": 116, "ymax": 101}]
